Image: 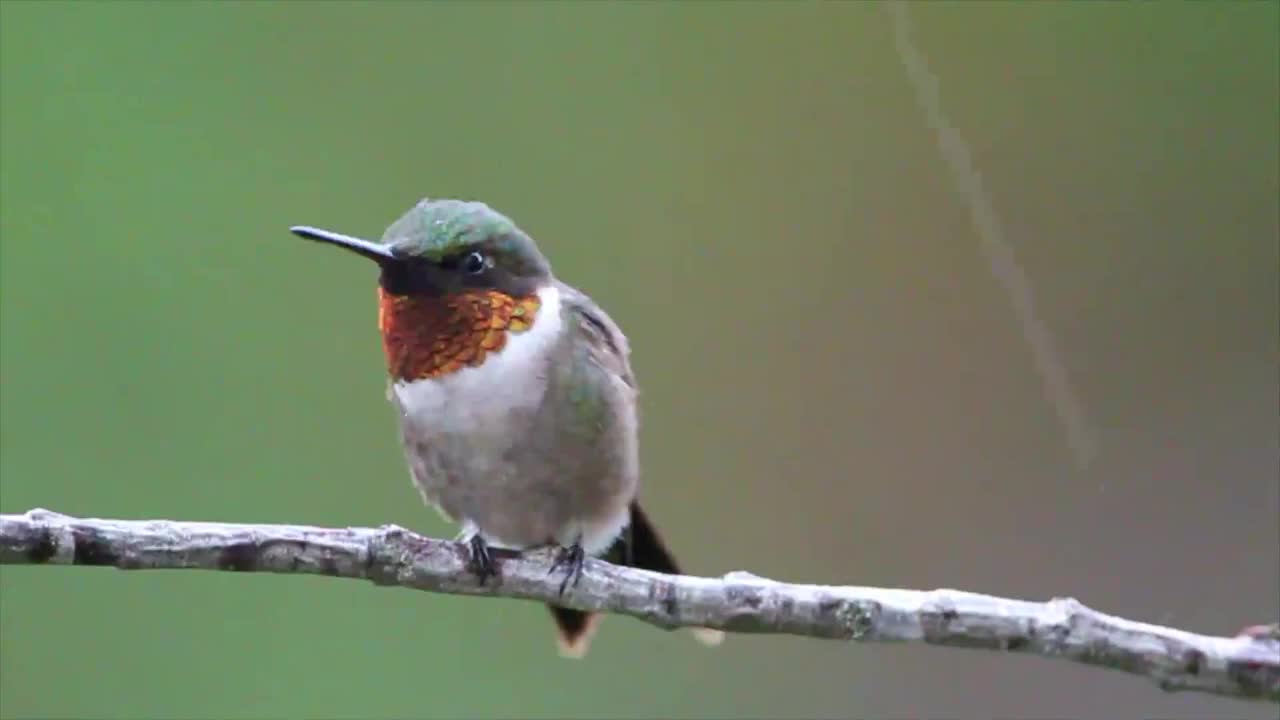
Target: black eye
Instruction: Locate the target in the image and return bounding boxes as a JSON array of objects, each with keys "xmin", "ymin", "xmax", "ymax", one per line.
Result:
[{"xmin": 462, "ymin": 251, "xmax": 487, "ymax": 275}]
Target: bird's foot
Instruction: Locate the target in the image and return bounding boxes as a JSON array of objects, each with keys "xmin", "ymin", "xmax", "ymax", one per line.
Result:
[
  {"xmin": 548, "ymin": 539, "xmax": 585, "ymax": 597},
  {"xmin": 467, "ymin": 534, "xmax": 497, "ymax": 585}
]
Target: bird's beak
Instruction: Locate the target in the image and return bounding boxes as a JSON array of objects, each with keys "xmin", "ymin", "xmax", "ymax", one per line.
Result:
[{"xmin": 289, "ymin": 225, "xmax": 397, "ymax": 262}]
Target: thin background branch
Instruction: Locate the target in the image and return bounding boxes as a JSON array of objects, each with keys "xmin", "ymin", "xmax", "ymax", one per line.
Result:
[
  {"xmin": 887, "ymin": 1, "xmax": 1099, "ymax": 467},
  {"xmin": 2, "ymin": 509, "xmax": 1276, "ymax": 703}
]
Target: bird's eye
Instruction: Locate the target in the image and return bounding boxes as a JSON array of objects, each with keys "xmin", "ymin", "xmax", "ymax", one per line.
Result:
[{"xmin": 462, "ymin": 252, "xmax": 487, "ymax": 275}]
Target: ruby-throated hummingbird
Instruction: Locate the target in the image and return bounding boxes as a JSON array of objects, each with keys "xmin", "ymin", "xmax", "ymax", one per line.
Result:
[{"xmin": 290, "ymin": 198, "xmax": 720, "ymax": 656}]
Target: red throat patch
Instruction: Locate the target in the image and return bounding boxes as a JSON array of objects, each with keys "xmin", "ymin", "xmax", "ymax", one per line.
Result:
[{"xmin": 377, "ymin": 288, "xmax": 541, "ymax": 381}]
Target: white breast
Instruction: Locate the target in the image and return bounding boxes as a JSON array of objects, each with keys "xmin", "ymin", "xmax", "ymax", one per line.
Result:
[{"xmin": 389, "ymin": 284, "xmax": 564, "ymax": 435}]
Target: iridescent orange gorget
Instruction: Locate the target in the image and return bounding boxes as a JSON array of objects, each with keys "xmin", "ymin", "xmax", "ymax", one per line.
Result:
[{"xmin": 377, "ymin": 288, "xmax": 541, "ymax": 381}]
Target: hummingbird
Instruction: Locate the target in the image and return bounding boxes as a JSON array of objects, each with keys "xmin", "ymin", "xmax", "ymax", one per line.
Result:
[{"xmin": 290, "ymin": 198, "xmax": 721, "ymax": 656}]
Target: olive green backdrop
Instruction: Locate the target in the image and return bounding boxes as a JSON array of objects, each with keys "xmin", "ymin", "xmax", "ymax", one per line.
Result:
[{"xmin": 1, "ymin": 2, "xmax": 1277, "ymax": 718}]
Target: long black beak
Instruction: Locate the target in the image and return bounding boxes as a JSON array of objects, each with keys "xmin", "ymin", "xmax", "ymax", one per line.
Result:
[{"xmin": 289, "ymin": 225, "xmax": 397, "ymax": 262}]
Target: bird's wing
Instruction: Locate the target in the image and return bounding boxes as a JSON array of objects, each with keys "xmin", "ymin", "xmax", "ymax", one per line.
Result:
[{"xmin": 556, "ymin": 281, "xmax": 636, "ymax": 391}]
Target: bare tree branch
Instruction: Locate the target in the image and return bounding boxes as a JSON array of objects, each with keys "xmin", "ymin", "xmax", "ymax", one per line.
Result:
[{"xmin": 2, "ymin": 508, "xmax": 1275, "ymax": 703}]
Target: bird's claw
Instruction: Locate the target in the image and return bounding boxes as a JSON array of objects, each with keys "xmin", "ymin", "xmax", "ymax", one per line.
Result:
[
  {"xmin": 548, "ymin": 541, "xmax": 585, "ymax": 597},
  {"xmin": 468, "ymin": 534, "xmax": 497, "ymax": 585}
]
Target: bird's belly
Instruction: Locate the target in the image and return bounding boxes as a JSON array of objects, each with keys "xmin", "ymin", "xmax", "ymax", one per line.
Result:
[
  {"xmin": 391, "ymin": 376, "xmax": 634, "ymax": 553},
  {"xmin": 401, "ymin": 429, "xmax": 630, "ymax": 551},
  {"xmin": 392, "ymin": 366, "xmax": 541, "ymax": 531}
]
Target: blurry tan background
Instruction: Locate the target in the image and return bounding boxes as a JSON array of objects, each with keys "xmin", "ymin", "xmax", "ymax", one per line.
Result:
[{"xmin": 1, "ymin": 2, "xmax": 1277, "ymax": 718}]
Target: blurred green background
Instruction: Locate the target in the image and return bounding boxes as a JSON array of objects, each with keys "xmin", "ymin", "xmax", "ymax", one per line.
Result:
[{"xmin": 2, "ymin": 2, "xmax": 1277, "ymax": 718}]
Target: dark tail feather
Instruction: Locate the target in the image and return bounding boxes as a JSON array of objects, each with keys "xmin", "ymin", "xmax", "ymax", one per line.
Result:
[
  {"xmin": 548, "ymin": 502, "xmax": 722, "ymax": 657},
  {"xmin": 548, "ymin": 604, "xmax": 602, "ymax": 658},
  {"xmin": 618, "ymin": 501, "xmax": 681, "ymax": 574}
]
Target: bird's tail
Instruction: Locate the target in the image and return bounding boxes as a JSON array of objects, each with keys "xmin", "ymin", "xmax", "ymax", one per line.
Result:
[{"xmin": 548, "ymin": 502, "xmax": 724, "ymax": 658}]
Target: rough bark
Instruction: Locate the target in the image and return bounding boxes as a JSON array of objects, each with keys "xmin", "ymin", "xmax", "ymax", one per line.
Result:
[{"xmin": 2, "ymin": 508, "xmax": 1276, "ymax": 703}]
